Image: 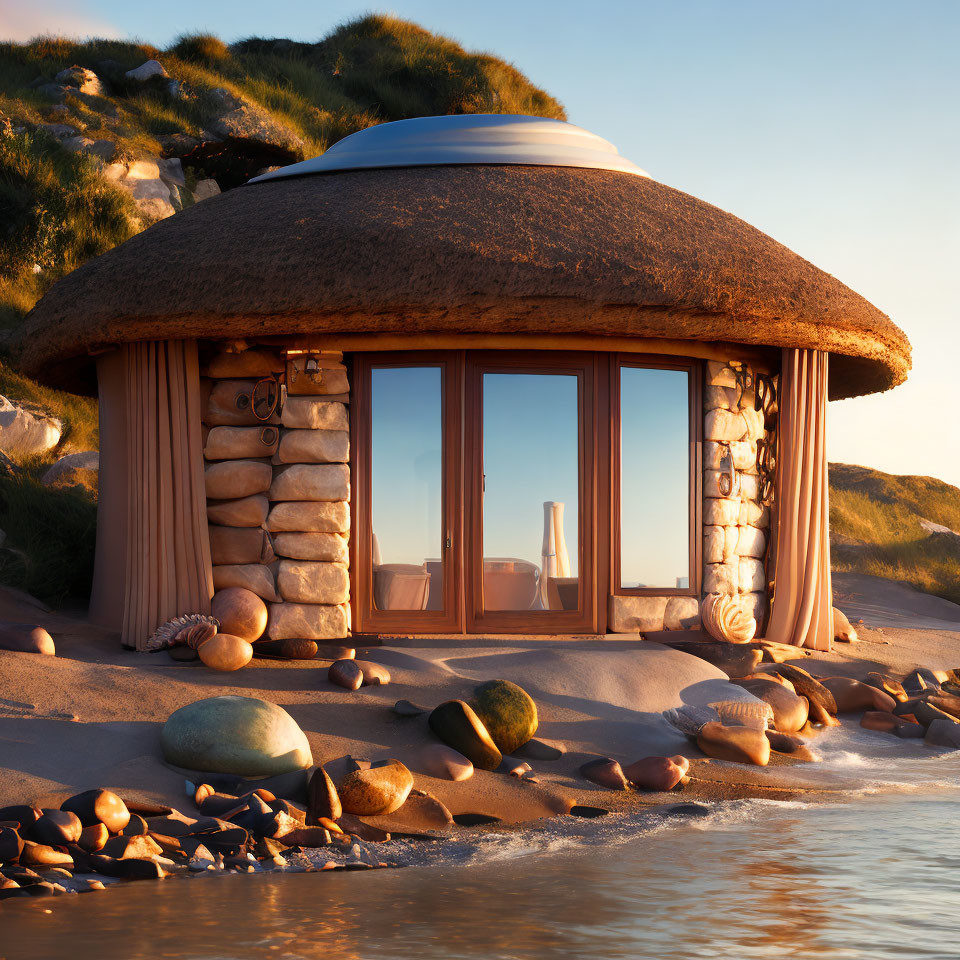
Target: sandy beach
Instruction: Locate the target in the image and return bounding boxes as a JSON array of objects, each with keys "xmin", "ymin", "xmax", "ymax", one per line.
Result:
[{"xmin": 2, "ymin": 570, "xmax": 958, "ymax": 832}]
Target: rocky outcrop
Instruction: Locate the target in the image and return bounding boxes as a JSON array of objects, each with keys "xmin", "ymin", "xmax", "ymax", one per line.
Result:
[
  {"xmin": 0, "ymin": 396, "xmax": 61, "ymax": 458},
  {"xmin": 205, "ymin": 87, "xmax": 303, "ymax": 160}
]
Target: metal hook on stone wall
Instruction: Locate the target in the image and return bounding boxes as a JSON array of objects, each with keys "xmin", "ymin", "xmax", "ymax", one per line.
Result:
[{"xmin": 716, "ymin": 441, "xmax": 741, "ymax": 498}]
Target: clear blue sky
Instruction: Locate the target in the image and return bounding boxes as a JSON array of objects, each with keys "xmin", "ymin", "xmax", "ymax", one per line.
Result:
[{"xmin": 7, "ymin": 0, "xmax": 959, "ymax": 487}]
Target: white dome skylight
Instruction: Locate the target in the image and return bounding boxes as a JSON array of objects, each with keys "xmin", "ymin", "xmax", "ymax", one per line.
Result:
[{"xmin": 248, "ymin": 114, "xmax": 649, "ymax": 183}]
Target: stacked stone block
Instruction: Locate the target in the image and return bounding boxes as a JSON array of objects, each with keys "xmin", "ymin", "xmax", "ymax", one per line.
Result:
[
  {"xmin": 701, "ymin": 360, "xmax": 775, "ymax": 631},
  {"xmin": 201, "ymin": 346, "xmax": 351, "ymax": 640}
]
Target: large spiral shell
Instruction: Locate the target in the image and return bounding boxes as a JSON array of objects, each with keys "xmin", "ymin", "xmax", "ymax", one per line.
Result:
[{"xmin": 702, "ymin": 592, "xmax": 757, "ymax": 644}]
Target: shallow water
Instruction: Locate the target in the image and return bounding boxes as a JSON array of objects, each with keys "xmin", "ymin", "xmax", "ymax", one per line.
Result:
[{"xmin": 4, "ymin": 729, "xmax": 960, "ymax": 960}]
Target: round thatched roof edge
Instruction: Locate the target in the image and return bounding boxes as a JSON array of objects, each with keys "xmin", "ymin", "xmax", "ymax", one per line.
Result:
[{"xmin": 15, "ymin": 164, "xmax": 911, "ymax": 400}]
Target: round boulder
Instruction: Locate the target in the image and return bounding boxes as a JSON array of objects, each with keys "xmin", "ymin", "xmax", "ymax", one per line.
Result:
[
  {"xmin": 470, "ymin": 679, "xmax": 538, "ymax": 755},
  {"xmin": 336, "ymin": 759, "xmax": 414, "ymax": 816},
  {"xmin": 60, "ymin": 789, "xmax": 130, "ymax": 834},
  {"xmin": 160, "ymin": 695, "xmax": 313, "ymax": 776},
  {"xmin": 211, "ymin": 587, "xmax": 267, "ymax": 642},
  {"xmin": 428, "ymin": 700, "xmax": 502, "ymax": 771}
]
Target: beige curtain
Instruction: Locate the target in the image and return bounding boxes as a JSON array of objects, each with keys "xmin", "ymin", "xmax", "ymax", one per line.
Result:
[
  {"xmin": 90, "ymin": 341, "xmax": 212, "ymax": 648},
  {"xmin": 765, "ymin": 348, "xmax": 833, "ymax": 650}
]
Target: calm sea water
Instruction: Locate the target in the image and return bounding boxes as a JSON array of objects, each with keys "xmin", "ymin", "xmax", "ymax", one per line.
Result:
[{"xmin": 3, "ymin": 728, "xmax": 959, "ymax": 960}]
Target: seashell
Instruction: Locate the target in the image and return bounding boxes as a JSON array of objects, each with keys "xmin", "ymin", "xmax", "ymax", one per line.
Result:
[
  {"xmin": 144, "ymin": 613, "xmax": 220, "ymax": 652},
  {"xmin": 702, "ymin": 592, "xmax": 757, "ymax": 644},
  {"xmin": 662, "ymin": 704, "xmax": 720, "ymax": 738},
  {"xmin": 178, "ymin": 622, "xmax": 219, "ymax": 650},
  {"xmin": 709, "ymin": 700, "xmax": 774, "ymax": 730}
]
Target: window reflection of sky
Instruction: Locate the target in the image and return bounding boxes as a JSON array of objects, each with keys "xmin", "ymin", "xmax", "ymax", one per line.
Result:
[
  {"xmin": 369, "ymin": 362, "xmax": 691, "ymax": 590},
  {"xmin": 482, "ymin": 373, "xmax": 579, "ymax": 575},
  {"xmin": 620, "ymin": 367, "xmax": 690, "ymax": 588}
]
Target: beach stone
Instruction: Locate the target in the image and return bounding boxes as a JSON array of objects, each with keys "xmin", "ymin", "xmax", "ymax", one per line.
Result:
[
  {"xmin": 317, "ymin": 644, "xmax": 355, "ymax": 660},
  {"xmin": 429, "ymin": 700, "xmax": 502, "ymax": 771},
  {"xmin": 77, "ymin": 823, "xmax": 109, "ymax": 852},
  {"xmin": 822, "ymin": 677, "xmax": 896, "ymax": 714},
  {"xmin": 267, "ymin": 500, "xmax": 350, "ymax": 533},
  {"xmin": 101, "ymin": 835, "xmax": 163, "ymax": 860},
  {"xmin": 470, "ymin": 679, "xmax": 538, "ymax": 755},
  {"xmin": 665, "ymin": 640, "xmax": 762, "ymax": 678},
  {"xmin": 410, "ymin": 744, "xmax": 474, "ymax": 781},
  {"xmin": 209, "ymin": 525, "xmax": 268, "ymax": 565},
  {"xmin": 281, "ymin": 398, "xmax": 348, "ymax": 430},
  {"xmin": 205, "ymin": 460, "xmax": 272, "ymax": 500},
  {"xmin": 20, "ymin": 841, "xmax": 73, "ymax": 868},
  {"xmin": 276, "ymin": 429, "xmax": 349, "ymax": 464},
  {"xmin": 833, "ymin": 607, "xmax": 859, "ymax": 643},
  {"xmin": 207, "ymin": 495, "xmax": 269, "ymax": 528},
  {"xmin": 211, "ymin": 587, "xmax": 268, "ymax": 642},
  {"xmin": 696, "ymin": 722, "xmax": 770, "ymax": 766},
  {"xmin": 276, "ymin": 560, "xmax": 349, "ymax": 604},
  {"xmin": 926, "ymin": 695, "xmax": 960, "ymax": 720},
  {"xmin": 904, "ymin": 669, "xmax": 937, "ymax": 694},
  {"xmin": 212, "ymin": 563, "xmax": 278, "ymax": 602},
  {"xmin": 894, "ymin": 722, "xmax": 925, "ymax": 739},
  {"xmin": 0, "ymin": 826, "xmax": 23, "ymax": 862},
  {"xmin": 514, "ymin": 737, "xmax": 565, "ymax": 761},
  {"xmin": 31, "ymin": 810, "xmax": 81, "ymax": 846},
  {"xmin": 912, "ymin": 701, "xmax": 958, "ymax": 729},
  {"xmin": 61, "ymin": 789, "xmax": 130, "ymax": 833},
  {"xmin": 269, "ymin": 464, "xmax": 349, "ymax": 502},
  {"xmin": 579, "ymin": 757, "xmax": 630, "ymax": 790},
  {"xmin": 307, "ymin": 767, "xmax": 342, "ymax": 823},
  {"xmin": 0, "ymin": 623, "xmax": 55, "ymax": 655},
  {"xmin": 864, "ymin": 673, "xmax": 907, "ymax": 702},
  {"xmin": 368, "ymin": 790, "xmax": 454, "ymax": 833},
  {"xmin": 757, "ymin": 664, "xmax": 837, "ymax": 716},
  {"xmin": 272, "ymin": 532, "xmax": 348, "ymax": 562},
  {"xmin": 924, "ymin": 719, "xmax": 960, "ymax": 748},
  {"xmin": 197, "ymin": 633, "xmax": 253, "ymax": 672},
  {"xmin": 393, "ymin": 699, "xmax": 426, "ymax": 717},
  {"xmin": 161, "ymin": 695, "xmax": 313, "ymax": 776},
  {"xmin": 266, "ymin": 602, "xmax": 348, "ymax": 641},
  {"xmin": 0, "ymin": 395, "xmax": 62, "ymax": 457},
  {"xmin": 253, "ymin": 638, "xmax": 318, "ymax": 660},
  {"xmin": 765, "ymin": 730, "xmax": 810, "ymax": 755},
  {"xmin": 336, "ymin": 759, "xmax": 414, "ymax": 816},
  {"xmin": 89, "ymin": 854, "xmax": 165, "ymax": 880},
  {"xmin": 861, "ymin": 711, "xmax": 916, "ymax": 733},
  {"xmin": 357, "ymin": 660, "xmax": 391, "ymax": 686},
  {"xmin": 732, "ymin": 678, "xmax": 808, "ymax": 733},
  {"xmin": 0, "ymin": 806, "xmax": 40, "ymax": 830},
  {"xmin": 329, "ymin": 658, "xmax": 363, "ymax": 690},
  {"xmin": 623, "ymin": 755, "xmax": 689, "ymax": 792}
]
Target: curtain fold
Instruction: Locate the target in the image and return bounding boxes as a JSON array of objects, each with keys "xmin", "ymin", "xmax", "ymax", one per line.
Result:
[
  {"xmin": 765, "ymin": 348, "xmax": 833, "ymax": 651},
  {"xmin": 118, "ymin": 340, "xmax": 212, "ymax": 649}
]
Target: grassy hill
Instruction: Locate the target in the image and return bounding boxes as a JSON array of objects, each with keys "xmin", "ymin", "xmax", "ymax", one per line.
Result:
[
  {"xmin": 830, "ymin": 462, "xmax": 960, "ymax": 605},
  {"xmin": 0, "ymin": 15, "xmax": 564, "ymax": 332}
]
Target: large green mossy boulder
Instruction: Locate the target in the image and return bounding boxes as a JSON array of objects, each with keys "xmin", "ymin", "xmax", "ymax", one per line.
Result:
[
  {"xmin": 428, "ymin": 700, "xmax": 502, "ymax": 771},
  {"xmin": 470, "ymin": 679, "xmax": 538, "ymax": 756},
  {"xmin": 161, "ymin": 695, "xmax": 313, "ymax": 776}
]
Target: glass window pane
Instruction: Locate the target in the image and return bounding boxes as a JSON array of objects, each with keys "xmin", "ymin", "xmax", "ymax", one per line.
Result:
[
  {"xmin": 482, "ymin": 372, "xmax": 579, "ymax": 612},
  {"xmin": 370, "ymin": 366, "xmax": 443, "ymax": 611},
  {"xmin": 620, "ymin": 367, "xmax": 690, "ymax": 589}
]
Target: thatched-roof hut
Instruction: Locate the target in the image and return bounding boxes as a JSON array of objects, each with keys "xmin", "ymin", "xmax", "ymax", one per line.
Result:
[{"xmin": 18, "ymin": 114, "xmax": 910, "ymax": 652}]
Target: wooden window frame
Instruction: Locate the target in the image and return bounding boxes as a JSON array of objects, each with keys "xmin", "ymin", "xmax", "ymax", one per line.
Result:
[
  {"xmin": 464, "ymin": 351, "xmax": 600, "ymax": 634},
  {"xmin": 610, "ymin": 354, "xmax": 702, "ymax": 598},
  {"xmin": 349, "ymin": 351, "xmax": 464, "ymax": 635}
]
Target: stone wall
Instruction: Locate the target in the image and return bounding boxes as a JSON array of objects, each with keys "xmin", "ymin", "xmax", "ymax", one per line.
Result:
[
  {"xmin": 200, "ymin": 345, "xmax": 351, "ymax": 640},
  {"xmin": 609, "ymin": 358, "xmax": 777, "ymax": 635}
]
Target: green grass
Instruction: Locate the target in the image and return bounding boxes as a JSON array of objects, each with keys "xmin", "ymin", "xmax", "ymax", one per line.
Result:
[
  {"xmin": 0, "ymin": 468, "xmax": 96, "ymax": 606},
  {"xmin": 830, "ymin": 463, "xmax": 960, "ymax": 606}
]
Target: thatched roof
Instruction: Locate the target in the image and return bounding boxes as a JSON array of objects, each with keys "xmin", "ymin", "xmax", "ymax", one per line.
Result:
[{"xmin": 17, "ymin": 163, "xmax": 909, "ymax": 399}]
